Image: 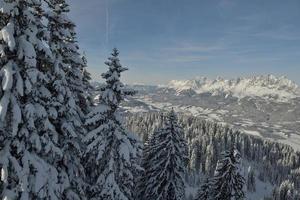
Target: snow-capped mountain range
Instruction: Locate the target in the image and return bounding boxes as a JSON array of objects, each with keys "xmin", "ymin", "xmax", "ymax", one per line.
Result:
[
  {"xmin": 168, "ymin": 75, "xmax": 299, "ymax": 102},
  {"xmin": 111, "ymin": 75, "xmax": 300, "ymax": 151}
]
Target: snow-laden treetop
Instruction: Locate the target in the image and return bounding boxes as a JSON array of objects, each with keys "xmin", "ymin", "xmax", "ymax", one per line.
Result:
[{"xmin": 167, "ymin": 75, "xmax": 299, "ymax": 102}]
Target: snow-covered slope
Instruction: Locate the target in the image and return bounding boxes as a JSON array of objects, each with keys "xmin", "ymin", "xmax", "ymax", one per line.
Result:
[{"xmin": 168, "ymin": 75, "xmax": 299, "ymax": 102}]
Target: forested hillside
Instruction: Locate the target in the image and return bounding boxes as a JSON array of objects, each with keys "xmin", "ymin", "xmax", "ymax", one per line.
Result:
[{"xmin": 126, "ymin": 112, "xmax": 300, "ymax": 199}]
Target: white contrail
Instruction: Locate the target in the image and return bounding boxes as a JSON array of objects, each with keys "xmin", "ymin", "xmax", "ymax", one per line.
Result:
[{"xmin": 105, "ymin": 0, "xmax": 110, "ymax": 45}]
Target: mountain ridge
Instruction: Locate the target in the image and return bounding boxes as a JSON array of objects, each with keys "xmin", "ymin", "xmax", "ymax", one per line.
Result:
[{"xmin": 167, "ymin": 75, "xmax": 299, "ymax": 102}]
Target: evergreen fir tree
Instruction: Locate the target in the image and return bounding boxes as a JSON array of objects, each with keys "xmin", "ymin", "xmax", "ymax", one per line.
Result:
[
  {"xmin": 194, "ymin": 178, "xmax": 211, "ymax": 200},
  {"xmin": 47, "ymin": 0, "xmax": 91, "ymax": 111},
  {"xmin": 80, "ymin": 53, "xmax": 93, "ymax": 114},
  {"xmin": 46, "ymin": 0, "xmax": 89, "ymax": 199},
  {"xmin": 139, "ymin": 109, "xmax": 188, "ymax": 200},
  {"xmin": 84, "ymin": 48, "xmax": 140, "ymax": 200},
  {"xmin": 136, "ymin": 128, "xmax": 160, "ymax": 200},
  {"xmin": 205, "ymin": 140, "xmax": 216, "ymax": 175},
  {"xmin": 247, "ymin": 166, "xmax": 256, "ymax": 192},
  {"xmin": 189, "ymin": 140, "xmax": 201, "ymax": 174},
  {"xmin": 273, "ymin": 180, "xmax": 300, "ymax": 200},
  {"xmin": 211, "ymin": 146, "xmax": 245, "ymax": 200},
  {"xmin": 0, "ymin": 0, "xmax": 63, "ymax": 199}
]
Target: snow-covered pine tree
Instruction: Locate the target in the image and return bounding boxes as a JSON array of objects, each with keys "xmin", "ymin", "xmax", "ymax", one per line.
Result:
[
  {"xmin": 80, "ymin": 53, "xmax": 93, "ymax": 114},
  {"xmin": 0, "ymin": 0, "xmax": 63, "ymax": 199},
  {"xmin": 211, "ymin": 146, "xmax": 245, "ymax": 200},
  {"xmin": 84, "ymin": 48, "xmax": 140, "ymax": 200},
  {"xmin": 47, "ymin": 0, "xmax": 91, "ymax": 110},
  {"xmin": 139, "ymin": 109, "xmax": 188, "ymax": 200},
  {"xmin": 273, "ymin": 180, "xmax": 300, "ymax": 200},
  {"xmin": 46, "ymin": 0, "xmax": 88, "ymax": 199},
  {"xmin": 205, "ymin": 137, "xmax": 217, "ymax": 175},
  {"xmin": 189, "ymin": 139, "xmax": 201, "ymax": 174},
  {"xmin": 247, "ymin": 166, "xmax": 256, "ymax": 192},
  {"xmin": 136, "ymin": 128, "xmax": 160, "ymax": 200},
  {"xmin": 194, "ymin": 178, "xmax": 211, "ymax": 200}
]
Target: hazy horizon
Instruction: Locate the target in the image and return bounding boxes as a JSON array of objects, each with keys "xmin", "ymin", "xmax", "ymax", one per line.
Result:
[
  {"xmin": 90, "ymin": 74, "xmax": 300, "ymax": 87},
  {"xmin": 69, "ymin": 0, "xmax": 300, "ymax": 85}
]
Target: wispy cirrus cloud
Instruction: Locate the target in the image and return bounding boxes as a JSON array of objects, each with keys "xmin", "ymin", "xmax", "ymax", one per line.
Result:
[
  {"xmin": 253, "ymin": 27, "xmax": 300, "ymax": 41},
  {"xmin": 164, "ymin": 44, "xmax": 224, "ymax": 53},
  {"xmin": 227, "ymin": 14, "xmax": 300, "ymax": 41},
  {"xmin": 165, "ymin": 55, "xmax": 210, "ymax": 63},
  {"xmin": 163, "ymin": 40, "xmax": 225, "ymax": 54}
]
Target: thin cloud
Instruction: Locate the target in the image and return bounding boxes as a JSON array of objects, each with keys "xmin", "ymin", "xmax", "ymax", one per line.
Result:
[
  {"xmin": 230, "ymin": 14, "xmax": 300, "ymax": 41},
  {"xmin": 229, "ymin": 26, "xmax": 300, "ymax": 41},
  {"xmin": 164, "ymin": 42, "xmax": 224, "ymax": 53},
  {"xmin": 253, "ymin": 28, "xmax": 300, "ymax": 41},
  {"xmin": 166, "ymin": 55, "xmax": 210, "ymax": 63}
]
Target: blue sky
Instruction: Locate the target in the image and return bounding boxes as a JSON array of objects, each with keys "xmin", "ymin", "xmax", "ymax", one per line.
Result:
[{"xmin": 69, "ymin": 0, "xmax": 300, "ymax": 84}]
